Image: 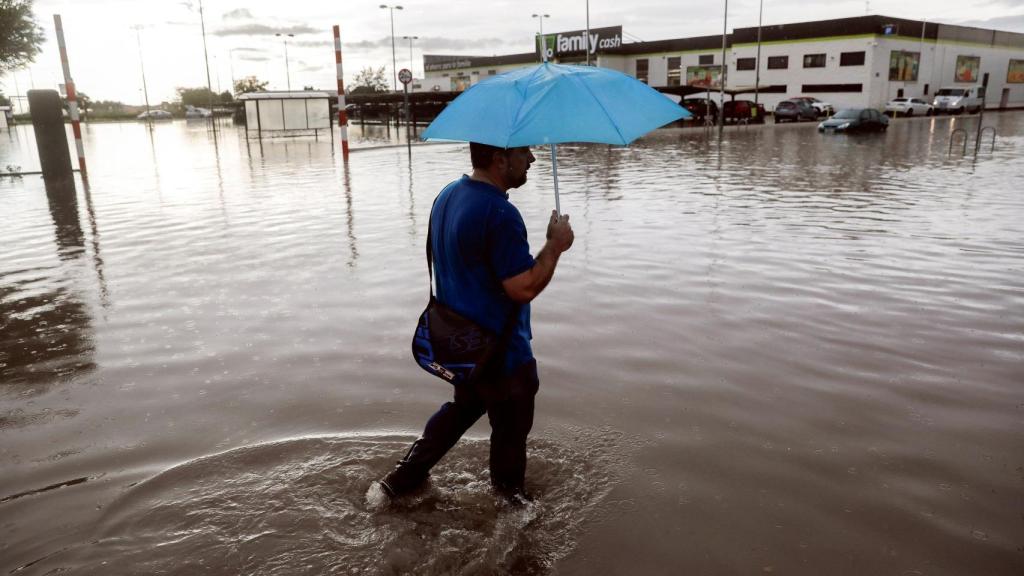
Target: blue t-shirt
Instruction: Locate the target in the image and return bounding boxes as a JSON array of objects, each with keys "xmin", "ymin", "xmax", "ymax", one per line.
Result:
[{"xmin": 431, "ymin": 175, "xmax": 536, "ymax": 376}]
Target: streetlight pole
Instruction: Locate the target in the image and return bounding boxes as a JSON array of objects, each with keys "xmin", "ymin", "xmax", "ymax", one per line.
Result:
[
  {"xmin": 275, "ymin": 33, "xmax": 294, "ymax": 91},
  {"xmin": 198, "ymin": 0, "xmax": 216, "ymax": 125},
  {"xmin": 402, "ymin": 35, "xmax": 418, "ymax": 76},
  {"xmin": 132, "ymin": 25, "xmax": 152, "ymax": 122},
  {"xmin": 586, "ymin": 0, "xmax": 590, "ymax": 66},
  {"xmin": 754, "ymin": 0, "xmax": 763, "ymax": 106},
  {"xmin": 719, "ymin": 0, "xmax": 728, "ymax": 136},
  {"xmin": 532, "ymin": 13, "xmax": 550, "ymax": 62},
  {"xmin": 380, "ymin": 5, "xmax": 404, "ymax": 92}
]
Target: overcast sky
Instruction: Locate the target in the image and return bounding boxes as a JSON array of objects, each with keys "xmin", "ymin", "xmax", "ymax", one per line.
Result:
[{"xmin": 3, "ymin": 0, "xmax": 1023, "ymax": 107}]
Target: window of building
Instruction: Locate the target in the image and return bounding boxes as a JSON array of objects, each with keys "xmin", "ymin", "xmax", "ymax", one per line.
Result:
[
  {"xmin": 840, "ymin": 51, "xmax": 865, "ymax": 66},
  {"xmin": 488, "ymin": 69, "xmax": 497, "ymax": 75},
  {"xmin": 803, "ymin": 53, "xmax": 827, "ymax": 68},
  {"xmin": 767, "ymin": 56, "xmax": 788, "ymax": 69},
  {"xmin": 736, "ymin": 57, "xmax": 756, "ymax": 71},
  {"xmin": 923, "ymin": 83, "xmax": 929, "ymax": 95},
  {"xmin": 801, "ymin": 83, "xmax": 863, "ymax": 93},
  {"xmin": 699, "ymin": 54, "xmax": 714, "ymax": 65},
  {"xmin": 636, "ymin": 58, "xmax": 649, "ymax": 84},
  {"xmin": 667, "ymin": 57, "xmax": 681, "ymax": 86}
]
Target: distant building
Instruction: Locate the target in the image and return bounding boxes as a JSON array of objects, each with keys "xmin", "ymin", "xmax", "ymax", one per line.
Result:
[{"xmin": 419, "ymin": 15, "xmax": 1024, "ymax": 111}]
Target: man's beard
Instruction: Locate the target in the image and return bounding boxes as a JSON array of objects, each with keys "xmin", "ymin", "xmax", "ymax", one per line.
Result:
[{"xmin": 507, "ymin": 168, "xmax": 528, "ymax": 189}]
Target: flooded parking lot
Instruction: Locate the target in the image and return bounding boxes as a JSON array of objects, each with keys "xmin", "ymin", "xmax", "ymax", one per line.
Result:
[{"xmin": 1, "ymin": 114, "xmax": 1022, "ymax": 574}]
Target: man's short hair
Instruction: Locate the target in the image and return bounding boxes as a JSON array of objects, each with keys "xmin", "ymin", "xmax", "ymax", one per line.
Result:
[{"xmin": 470, "ymin": 142, "xmax": 506, "ymax": 169}]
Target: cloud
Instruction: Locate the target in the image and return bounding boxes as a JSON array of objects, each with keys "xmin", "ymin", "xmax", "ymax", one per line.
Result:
[
  {"xmin": 954, "ymin": 12, "xmax": 1024, "ymax": 32},
  {"xmin": 213, "ymin": 23, "xmax": 320, "ymax": 37},
  {"xmin": 231, "ymin": 47, "xmax": 266, "ymax": 54},
  {"xmin": 237, "ymin": 54, "xmax": 271, "ymax": 62},
  {"xmin": 222, "ymin": 8, "xmax": 254, "ymax": 20},
  {"xmin": 292, "ymin": 39, "xmax": 333, "ymax": 48},
  {"xmin": 343, "ymin": 36, "xmax": 512, "ymax": 52},
  {"xmin": 298, "ymin": 63, "xmax": 327, "ymax": 72}
]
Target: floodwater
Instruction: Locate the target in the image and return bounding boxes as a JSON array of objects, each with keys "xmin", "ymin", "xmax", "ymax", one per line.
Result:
[{"xmin": 1, "ymin": 114, "xmax": 1022, "ymax": 575}]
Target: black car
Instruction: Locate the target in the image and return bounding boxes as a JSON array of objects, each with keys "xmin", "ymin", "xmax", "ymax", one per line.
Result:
[
  {"xmin": 773, "ymin": 99, "xmax": 817, "ymax": 123},
  {"xmin": 817, "ymin": 108, "xmax": 889, "ymax": 133},
  {"xmin": 681, "ymin": 99, "xmax": 719, "ymax": 124}
]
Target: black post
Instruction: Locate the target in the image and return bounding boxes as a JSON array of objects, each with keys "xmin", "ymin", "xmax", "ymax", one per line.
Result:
[
  {"xmin": 974, "ymin": 72, "xmax": 989, "ymax": 155},
  {"xmin": 28, "ymin": 90, "xmax": 73, "ymax": 180}
]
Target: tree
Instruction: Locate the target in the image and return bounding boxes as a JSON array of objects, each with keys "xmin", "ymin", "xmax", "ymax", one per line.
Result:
[
  {"xmin": 233, "ymin": 76, "xmax": 268, "ymax": 95},
  {"xmin": 0, "ymin": 0, "xmax": 44, "ymax": 74},
  {"xmin": 217, "ymin": 90, "xmax": 233, "ymax": 104},
  {"xmin": 176, "ymin": 86, "xmax": 217, "ymax": 108},
  {"xmin": 350, "ymin": 66, "xmax": 388, "ymax": 94}
]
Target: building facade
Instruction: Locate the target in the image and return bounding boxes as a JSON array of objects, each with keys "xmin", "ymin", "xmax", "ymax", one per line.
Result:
[{"xmin": 418, "ymin": 15, "xmax": 1024, "ymax": 111}]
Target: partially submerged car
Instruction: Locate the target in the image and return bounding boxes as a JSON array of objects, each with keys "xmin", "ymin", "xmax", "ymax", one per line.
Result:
[
  {"xmin": 792, "ymin": 96, "xmax": 834, "ymax": 117},
  {"xmin": 932, "ymin": 85, "xmax": 984, "ymax": 114},
  {"xmin": 722, "ymin": 100, "xmax": 766, "ymax": 124},
  {"xmin": 774, "ymin": 99, "xmax": 817, "ymax": 123},
  {"xmin": 818, "ymin": 108, "xmax": 889, "ymax": 133},
  {"xmin": 885, "ymin": 97, "xmax": 933, "ymax": 117},
  {"xmin": 136, "ymin": 109, "xmax": 173, "ymax": 121}
]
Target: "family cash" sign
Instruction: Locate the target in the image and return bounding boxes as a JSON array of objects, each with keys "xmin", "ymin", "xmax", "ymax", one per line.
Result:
[{"xmin": 536, "ymin": 26, "xmax": 623, "ymax": 60}]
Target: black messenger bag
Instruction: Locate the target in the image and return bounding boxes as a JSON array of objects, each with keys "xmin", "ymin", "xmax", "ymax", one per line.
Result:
[{"xmin": 411, "ymin": 203, "xmax": 518, "ymax": 386}]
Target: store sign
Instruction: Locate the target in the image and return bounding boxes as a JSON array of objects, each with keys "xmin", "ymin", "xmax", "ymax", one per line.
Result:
[
  {"xmin": 424, "ymin": 56, "xmax": 474, "ymax": 72},
  {"xmin": 536, "ymin": 26, "xmax": 622, "ymax": 60}
]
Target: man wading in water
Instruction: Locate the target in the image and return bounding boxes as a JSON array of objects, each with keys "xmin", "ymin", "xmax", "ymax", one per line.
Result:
[{"xmin": 379, "ymin": 142, "xmax": 574, "ymax": 503}]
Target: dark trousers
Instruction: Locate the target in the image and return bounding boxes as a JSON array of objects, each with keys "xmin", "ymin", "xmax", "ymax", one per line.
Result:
[{"xmin": 388, "ymin": 359, "xmax": 540, "ymax": 494}]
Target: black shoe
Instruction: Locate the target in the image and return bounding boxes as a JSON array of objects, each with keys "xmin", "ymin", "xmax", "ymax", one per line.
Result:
[
  {"xmin": 379, "ymin": 467, "xmax": 427, "ymax": 499},
  {"xmin": 494, "ymin": 484, "xmax": 534, "ymax": 507}
]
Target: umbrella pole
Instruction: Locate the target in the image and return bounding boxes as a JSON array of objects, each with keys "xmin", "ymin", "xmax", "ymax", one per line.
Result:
[{"xmin": 551, "ymin": 144, "xmax": 561, "ymax": 215}]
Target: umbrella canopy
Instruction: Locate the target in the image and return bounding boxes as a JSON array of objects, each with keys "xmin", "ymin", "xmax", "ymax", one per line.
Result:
[{"xmin": 422, "ymin": 62, "xmax": 690, "ymax": 147}]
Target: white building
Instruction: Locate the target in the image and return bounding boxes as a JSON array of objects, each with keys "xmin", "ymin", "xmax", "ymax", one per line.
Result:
[{"xmin": 419, "ymin": 16, "xmax": 1024, "ymax": 111}]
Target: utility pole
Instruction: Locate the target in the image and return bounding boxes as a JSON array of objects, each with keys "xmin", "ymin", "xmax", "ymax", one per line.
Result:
[
  {"xmin": 754, "ymin": 0, "xmax": 763, "ymax": 106},
  {"xmin": 276, "ymin": 33, "xmax": 294, "ymax": 90},
  {"xmin": 380, "ymin": 5, "xmax": 404, "ymax": 92},
  {"xmin": 133, "ymin": 25, "xmax": 152, "ymax": 122},
  {"xmin": 719, "ymin": 0, "xmax": 728, "ymax": 136},
  {"xmin": 198, "ymin": 0, "xmax": 216, "ymax": 130},
  {"xmin": 586, "ymin": 0, "xmax": 591, "ymax": 66}
]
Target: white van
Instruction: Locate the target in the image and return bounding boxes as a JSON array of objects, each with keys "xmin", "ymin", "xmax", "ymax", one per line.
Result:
[{"xmin": 932, "ymin": 85, "xmax": 985, "ymax": 114}]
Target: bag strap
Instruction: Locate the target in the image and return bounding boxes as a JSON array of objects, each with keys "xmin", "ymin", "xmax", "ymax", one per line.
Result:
[{"xmin": 426, "ymin": 192, "xmax": 520, "ymax": 339}]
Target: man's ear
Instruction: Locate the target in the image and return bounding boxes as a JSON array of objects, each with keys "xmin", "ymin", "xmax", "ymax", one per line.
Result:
[{"xmin": 492, "ymin": 149, "xmax": 509, "ymax": 171}]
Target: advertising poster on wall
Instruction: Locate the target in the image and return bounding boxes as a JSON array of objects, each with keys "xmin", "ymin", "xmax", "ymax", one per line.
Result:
[
  {"xmin": 955, "ymin": 55, "xmax": 981, "ymax": 82},
  {"xmin": 450, "ymin": 77, "xmax": 471, "ymax": 92},
  {"xmin": 686, "ymin": 65, "xmax": 723, "ymax": 89},
  {"xmin": 888, "ymin": 51, "xmax": 920, "ymax": 81},
  {"xmin": 1008, "ymin": 59, "xmax": 1024, "ymax": 83}
]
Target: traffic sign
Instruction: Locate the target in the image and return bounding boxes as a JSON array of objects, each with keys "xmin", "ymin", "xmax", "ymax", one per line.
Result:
[{"xmin": 398, "ymin": 68, "xmax": 413, "ymax": 85}]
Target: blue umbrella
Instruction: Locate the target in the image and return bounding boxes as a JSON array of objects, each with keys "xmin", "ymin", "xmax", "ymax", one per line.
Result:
[{"xmin": 422, "ymin": 62, "xmax": 690, "ymax": 212}]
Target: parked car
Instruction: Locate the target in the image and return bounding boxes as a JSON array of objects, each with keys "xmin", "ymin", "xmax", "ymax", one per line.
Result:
[
  {"xmin": 185, "ymin": 105, "xmax": 212, "ymax": 119},
  {"xmin": 885, "ymin": 97, "xmax": 934, "ymax": 117},
  {"xmin": 817, "ymin": 108, "xmax": 889, "ymax": 133},
  {"xmin": 136, "ymin": 109, "xmax": 173, "ymax": 121},
  {"xmin": 773, "ymin": 99, "xmax": 817, "ymax": 123},
  {"xmin": 932, "ymin": 85, "xmax": 984, "ymax": 114},
  {"xmin": 681, "ymin": 98, "xmax": 719, "ymax": 124},
  {"xmin": 722, "ymin": 100, "xmax": 766, "ymax": 124},
  {"xmin": 792, "ymin": 96, "xmax": 834, "ymax": 117}
]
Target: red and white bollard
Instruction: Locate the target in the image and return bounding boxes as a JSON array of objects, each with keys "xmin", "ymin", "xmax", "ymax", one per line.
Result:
[
  {"xmin": 54, "ymin": 14, "xmax": 87, "ymax": 179},
  {"xmin": 333, "ymin": 25, "xmax": 350, "ymax": 161}
]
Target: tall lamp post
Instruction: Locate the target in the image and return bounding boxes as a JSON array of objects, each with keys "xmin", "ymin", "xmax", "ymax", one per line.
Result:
[
  {"xmin": 132, "ymin": 25, "xmax": 152, "ymax": 122},
  {"xmin": 402, "ymin": 35, "xmax": 418, "ymax": 76},
  {"xmin": 275, "ymin": 33, "xmax": 295, "ymax": 91},
  {"xmin": 533, "ymin": 13, "xmax": 550, "ymax": 62},
  {"xmin": 380, "ymin": 4, "xmax": 403, "ymax": 91}
]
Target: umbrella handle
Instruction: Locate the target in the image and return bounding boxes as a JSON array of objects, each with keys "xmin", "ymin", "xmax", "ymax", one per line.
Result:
[{"xmin": 551, "ymin": 143, "xmax": 561, "ymax": 215}]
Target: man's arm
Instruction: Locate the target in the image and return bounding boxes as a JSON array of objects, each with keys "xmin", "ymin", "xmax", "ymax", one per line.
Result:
[{"xmin": 502, "ymin": 211, "xmax": 573, "ymax": 304}]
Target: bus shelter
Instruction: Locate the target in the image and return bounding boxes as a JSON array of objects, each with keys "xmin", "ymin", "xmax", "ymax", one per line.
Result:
[{"xmin": 238, "ymin": 91, "xmax": 332, "ymax": 139}]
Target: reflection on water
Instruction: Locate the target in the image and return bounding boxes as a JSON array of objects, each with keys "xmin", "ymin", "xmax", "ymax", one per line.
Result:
[{"xmin": 1, "ymin": 114, "xmax": 1022, "ymax": 575}]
